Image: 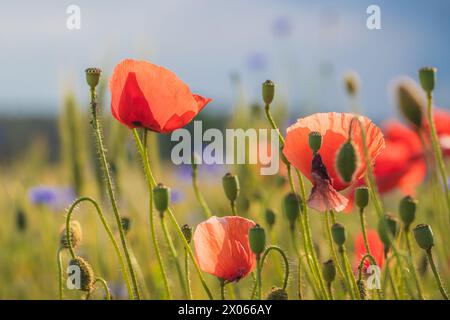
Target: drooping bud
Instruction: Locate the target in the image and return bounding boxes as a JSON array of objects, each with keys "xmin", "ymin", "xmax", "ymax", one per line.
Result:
[
  {"xmin": 377, "ymin": 214, "xmax": 399, "ymax": 249},
  {"xmin": 322, "ymin": 259, "xmax": 336, "ymax": 285},
  {"xmin": 344, "ymin": 71, "xmax": 360, "ymax": 97},
  {"xmin": 262, "ymin": 80, "xmax": 275, "ymax": 105},
  {"xmin": 336, "ymin": 140, "xmax": 358, "ymax": 183},
  {"xmin": 413, "ymin": 224, "xmax": 434, "ymax": 251},
  {"xmin": 331, "ymin": 222, "xmax": 346, "ymax": 247},
  {"xmin": 399, "ymin": 196, "xmax": 417, "ymax": 229},
  {"xmin": 249, "ymin": 224, "xmax": 266, "ymax": 255},
  {"xmin": 153, "ymin": 183, "xmax": 170, "ymax": 214},
  {"xmin": 222, "ymin": 173, "xmax": 240, "ymax": 202},
  {"xmin": 121, "ymin": 217, "xmax": 131, "ymax": 234},
  {"xmin": 266, "ymin": 287, "xmax": 288, "ymax": 300},
  {"xmin": 308, "ymin": 131, "xmax": 323, "ymax": 154},
  {"xmin": 68, "ymin": 257, "xmax": 94, "ymax": 292},
  {"xmin": 355, "ymin": 187, "xmax": 370, "ymax": 210},
  {"xmin": 60, "ymin": 220, "xmax": 83, "ymax": 249},
  {"xmin": 419, "ymin": 67, "xmax": 437, "ymax": 94},
  {"xmin": 181, "ymin": 224, "xmax": 193, "ymax": 244},
  {"xmin": 396, "ymin": 80, "xmax": 424, "ymax": 129},
  {"xmin": 283, "ymin": 192, "xmax": 301, "ymax": 229},
  {"xmin": 265, "ymin": 209, "xmax": 276, "ymax": 228},
  {"xmin": 85, "ymin": 67, "xmax": 102, "ymax": 90}
]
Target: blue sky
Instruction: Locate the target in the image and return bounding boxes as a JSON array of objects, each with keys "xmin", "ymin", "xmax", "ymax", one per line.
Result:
[{"xmin": 1, "ymin": 0, "xmax": 450, "ymax": 122}]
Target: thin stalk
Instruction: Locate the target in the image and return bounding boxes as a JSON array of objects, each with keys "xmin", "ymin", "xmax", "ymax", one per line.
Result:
[
  {"xmin": 220, "ymin": 279, "xmax": 226, "ymax": 300},
  {"xmin": 93, "ymin": 278, "xmax": 111, "ymax": 300},
  {"xmin": 89, "ymin": 88, "xmax": 140, "ymax": 299},
  {"xmin": 256, "ymin": 255, "xmax": 262, "ymax": 300},
  {"xmin": 426, "ymin": 249, "xmax": 449, "ymax": 299},
  {"xmin": 404, "ymin": 229, "xmax": 424, "ymax": 299},
  {"xmin": 359, "ymin": 208, "xmax": 371, "ymax": 256},
  {"xmin": 184, "ymin": 247, "xmax": 193, "ymax": 300},
  {"xmin": 57, "ymin": 248, "xmax": 63, "ymax": 300},
  {"xmin": 339, "ymin": 246, "xmax": 361, "ymax": 300},
  {"xmin": 385, "ymin": 261, "xmax": 399, "ymax": 300},
  {"xmin": 192, "ymin": 164, "xmax": 213, "ymax": 218},
  {"xmin": 230, "ymin": 201, "xmax": 238, "ymax": 216}
]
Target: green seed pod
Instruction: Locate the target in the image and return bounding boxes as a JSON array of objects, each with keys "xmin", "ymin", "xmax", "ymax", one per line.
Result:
[
  {"xmin": 249, "ymin": 224, "xmax": 266, "ymax": 255},
  {"xmin": 419, "ymin": 67, "xmax": 437, "ymax": 94},
  {"xmin": 85, "ymin": 67, "xmax": 102, "ymax": 90},
  {"xmin": 355, "ymin": 187, "xmax": 370, "ymax": 210},
  {"xmin": 331, "ymin": 222, "xmax": 346, "ymax": 247},
  {"xmin": 153, "ymin": 183, "xmax": 170, "ymax": 214},
  {"xmin": 121, "ymin": 217, "xmax": 131, "ymax": 234},
  {"xmin": 265, "ymin": 209, "xmax": 276, "ymax": 228},
  {"xmin": 336, "ymin": 141, "xmax": 358, "ymax": 183},
  {"xmin": 60, "ymin": 221, "xmax": 83, "ymax": 250},
  {"xmin": 283, "ymin": 192, "xmax": 301, "ymax": 228},
  {"xmin": 181, "ymin": 224, "xmax": 193, "ymax": 244},
  {"xmin": 344, "ymin": 72, "xmax": 360, "ymax": 97},
  {"xmin": 262, "ymin": 80, "xmax": 275, "ymax": 105},
  {"xmin": 222, "ymin": 173, "xmax": 240, "ymax": 202},
  {"xmin": 308, "ymin": 131, "xmax": 323, "ymax": 154},
  {"xmin": 399, "ymin": 196, "xmax": 417, "ymax": 229},
  {"xmin": 413, "ymin": 224, "xmax": 434, "ymax": 251},
  {"xmin": 69, "ymin": 257, "xmax": 94, "ymax": 292},
  {"xmin": 322, "ymin": 259, "xmax": 336, "ymax": 285},
  {"xmin": 266, "ymin": 287, "xmax": 288, "ymax": 300},
  {"xmin": 377, "ymin": 214, "xmax": 399, "ymax": 248},
  {"xmin": 396, "ymin": 80, "xmax": 424, "ymax": 129}
]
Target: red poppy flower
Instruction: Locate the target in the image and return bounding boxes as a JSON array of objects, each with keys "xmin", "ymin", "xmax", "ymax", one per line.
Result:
[
  {"xmin": 193, "ymin": 216, "xmax": 256, "ymax": 282},
  {"xmin": 283, "ymin": 113, "xmax": 385, "ymax": 212},
  {"xmin": 109, "ymin": 59, "xmax": 211, "ymax": 133},
  {"xmin": 354, "ymin": 230, "xmax": 384, "ymax": 272}
]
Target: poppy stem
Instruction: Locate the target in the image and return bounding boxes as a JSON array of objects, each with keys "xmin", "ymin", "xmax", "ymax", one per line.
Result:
[
  {"xmin": 256, "ymin": 254, "xmax": 262, "ymax": 300},
  {"xmin": 57, "ymin": 248, "xmax": 63, "ymax": 300},
  {"xmin": 65, "ymin": 197, "xmax": 133, "ymax": 300},
  {"xmin": 359, "ymin": 207, "xmax": 372, "ymax": 257},
  {"xmin": 426, "ymin": 249, "xmax": 449, "ymax": 300},
  {"xmin": 220, "ymin": 279, "xmax": 226, "ymax": 300},
  {"xmin": 93, "ymin": 277, "xmax": 111, "ymax": 300},
  {"xmin": 404, "ymin": 229, "xmax": 425, "ymax": 299},
  {"xmin": 425, "ymin": 92, "xmax": 450, "ymax": 224},
  {"xmin": 184, "ymin": 247, "xmax": 193, "ymax": 300},
  {"xmin": 384, "ymin": 258, "xmax": 399, "ymax": 299},
  {"xmin": 230, "ymin": 201, "xmax": 238, "ymax": 216},
  {"xmin": 89, "ymin": 88, "xmax": 141, "ymax": 300},
  {"xmin": 132, "ymin": 128, "xmax": 214, "ymax": 300},
  {"xmin": 191, "ymin": 161, "xmax": 213, "ymax": 218}
]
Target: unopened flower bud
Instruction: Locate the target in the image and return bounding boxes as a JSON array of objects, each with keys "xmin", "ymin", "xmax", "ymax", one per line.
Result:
[
  {"xmin": 331, "ymin": 222, "xmax": 346, "ymax": 247},
  {"xmin": 378, "ymin": 214, "xmax": 399, "ymax": 249},
  {"xmin": 419, "ymin": 67, "xmax": 437, "ymax": 94},
  {"xmin": 266, "ymin": 287, "xmax": 288, "ymax": 300},
  {"xmin": 283, "ymin": 192, "xmax": 301, "ymax": 229},
  {"xmin": 181, "ymin": 224, "xmax": 193, "ymax": 244},
  {"xmin": 249, "ymin": 224, "xmax": 266, "ymax": 255},
  {"xmin": 355, "ymin": 187, "xmax": 369, "ymax": 210},
  {"xmin": 308, "ymin": 131, "xmax": 322, "ymax": 154},
  {"xmin": 265, "ymin": 209, "xmax": 276, "ymax": 228},
  {"xmin": 322, "ymin": 259, "xmax": 336, "ymax": 284},
  {"xmin": 396, "ymin": 80, "xmax": 424, "ymax": 129},
  {"xmin": 336, "ymin": 141, "xmax": 358, "ymax": 183},
  {"xmin": 60, "ymin": 220, "xmax": 82, "ymax": 249},
  {"xmin": 222, "ymin": 173, "xmax": 240, "ymax": 202},
  {"xmin": 413, "ymin": 224, "xmax": 434, "ymax": 251},
  {"xmin": 344, "ymin": 71, "xmax": 360, "ymax": 97},
  {"xmin": 399, "ymin": 196, "xmax": 417, "ymax": 229},
  {"xmin": 262, "ymin": 80, "xmax": 275, "ymax": 105},
  {"xmin": 85, "ymin": 67, "xmax": 102, "ymax": 90},
  {"xmin": 68, "ymin": 257, "xmax": 94, "ymax": 292},
  {"xmin": 153, "ymin": 183, "xmax": 170, "ymax": 214}
]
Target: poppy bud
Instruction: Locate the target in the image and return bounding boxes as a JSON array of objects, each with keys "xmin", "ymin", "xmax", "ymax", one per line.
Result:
[
  {"xmin": 344, "ymin": 71, "xmax": 360, "ymax": 97},
  {"xmin": 121, "ymin": 217, "xmax": 131, "ymax": 234},
  {"xmin": 331, "ymin": 222, "xmax": 346, "ymax": 247},
  {"xmin": 60, "ymin": 221, "xmax": 83, "ymax": 249},
  {"xmin": 262, "ymin": 80, "xmax": 275, "ymax": 105},
  {"xmin": 377, "ymin": 214, "xmax": 399, "ymax": 249},
  {"xmin": 355, "ymin": 187, "xmax": 370, "ymax": 209},
  {"xmin": 153, "ymin": 183, "xmax": 170, "ymax": 214},
  {"xmin": 69, "ymin": 257, "xmax": 94, "ymax": 292},
  {"xmin": 265, "ymin": 209, "xmax": 276, "ymax": 228},
  {"xmin": 222, "ymin": 173, "xmax": 240, "ymax": 202},
  {"xmin": 181, "ymin": 224, "xmax": 193, "ymax": 244},
  {"xmin": 399, "ymin": 196, "xmax": 417, "ymax": 229},
  {"xmin": 249, "ymin": 224, "xmax": 266, "ymax": 256},
  {"xmin": 283, "ymin": 192, "xmax": 301, "ymax": 229},
  {"xmin": 419, "ymin": 67, "xmax": 437, "ymax": 94},
  {"xmin": 322, "ymin": 259, "xmax": 336, "ymax": 284},
  {"xmin": 308, "ymin": 131, "xmax": 322, "ymax": 154},
  {"xmin": 266, "ymin": 287, "xmax": 288, "ymax": 300},
  {"xmin": 413, "ymin": 224, "xmax": 434, "ymax": 251},
  {"xmin": 397, "ymin": 81, "xmax": 424, "ymax": 129},
  {"xmin": 85, "ymin": 67, "xmax": 102, "ymax": 90},
  {"xmin": 336, "ymin": 141, "xmax": 358, "ymax": 183}
]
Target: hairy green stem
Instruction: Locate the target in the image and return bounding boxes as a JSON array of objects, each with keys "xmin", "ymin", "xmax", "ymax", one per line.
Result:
[
  {"xmin": 93, "ymin": 278, "xmax": 111, "ymax": 300},
  {"xmin": 426, "ymin": 249, "xmax": 449, "ymax": 300},
  {"xmin": 192, "ymin": 164, "xmax": 213, "ymax": 218},
  {"xmin": 57, "ymin": 248, "xmax": 63, "ymax": 300},
  {"xmin": 184, "ymin": 247, "xmax": 193, "ymax": 300},
  {"xmin": 404, "ymin": 229, "xmax": 424, "ymax": 299}
]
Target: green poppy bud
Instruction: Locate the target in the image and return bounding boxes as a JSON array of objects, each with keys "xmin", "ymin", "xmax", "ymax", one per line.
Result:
[
  {"xmin": 419, "ymin": 67, "xmax": 437, "ymax": 94},
  {"xmin": 153, "ymin": 183, "xmax": 170, "ymax": 214},
  {"xmin": 413, "ymin": 224, "xmax": 434, "ymax": 251},
  {"xmin": 377, "ymin": 214, "xmax": 399, "ymax": 248},
  {"xmin": 265, "ymin": 209, "xmax": 276, "ymax": 228},
  {"xmin": 283, "ymin": 192, "xmax": 301, "ymax": 228},
  {"xmin": 249, "ymin": 224, "xmax": 266, "ymax": 255},
  {"xmin": 262, "ymin": 80, "xmax": 275, "ymax": 105},
  {"xmin": 181, "ymin": 224, "xmax": 193, "ymax": 244},
  {"xmin": 322, "ymin": 259, "xmax": 336, "ymax": 285},
  {"xmin": 344, "ymin": 71, "xmax": 360, "ymax": 97},
  {"xmin": 336, "ymin": 141, "xmax": 358, "ymax": 183},
  {"xmin": 85, "ymin": 67, "xmax": 102, "ymax": 90},
  {"xmin": 355, "ymin": 187, "xmax": 370, "ymax": 209},
  {"xmin": 60, "ymin": 220, "xmax": 83, "ymax": 250},
  {"xmin": 331, "ymin": 222, "xmax": 346, "ymax": 247},
  {"xmin": 399, "ymin": 196, "xmax": 417, "ymax": 229},
  {"xmin": 396, "ymin": 80, "xmax": 424, "ymax": 129},
  {"xmin": 308, "ymin": 131, "xmax": 323, "ymax": 154},
  {"xmin": 266, "ymin": 287, "xmax": 288, "ymax": 300},
  {"xmin": 222, "ymin": 173, "xmax": 240, "ymax": 202},
  {"xmin": 68, "ymin": 257, "xmax": 94, "ymax": 292}
]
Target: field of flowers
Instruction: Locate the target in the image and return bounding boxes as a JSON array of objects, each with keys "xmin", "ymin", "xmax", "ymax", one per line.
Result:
[{"xmin": 1, "ymin": 59, "xmax": 449, "ymax": 301}]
